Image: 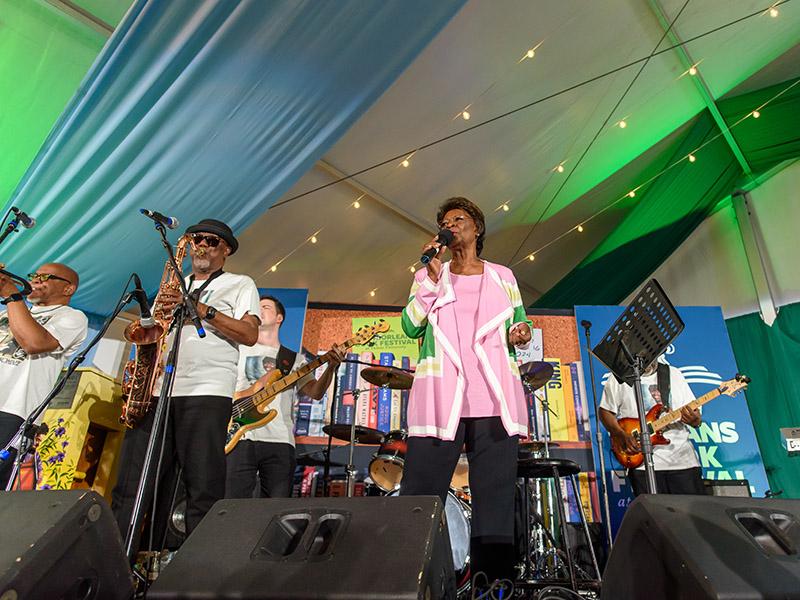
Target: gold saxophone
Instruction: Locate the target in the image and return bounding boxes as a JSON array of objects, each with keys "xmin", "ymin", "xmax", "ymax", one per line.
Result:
[{"xmin": 120, "ymin": 235, "xmax": 192, "ymax": 428}]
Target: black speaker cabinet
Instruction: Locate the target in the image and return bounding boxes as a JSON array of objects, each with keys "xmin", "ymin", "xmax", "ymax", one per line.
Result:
[
  {"xmin": 0, "ymin": 490, "xmax": 133, "ymax": 599},
  {"xmin": 148, "ymin": 496, "xmax": 456, "ymax": 599},
  {"xmin": 602, "ymin": 494, "xmax": 800, "ymax": 600}
]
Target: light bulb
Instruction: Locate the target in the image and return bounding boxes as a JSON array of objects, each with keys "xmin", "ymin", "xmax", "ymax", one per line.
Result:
[
  {"xmin": 528, "ymin": 254, "xmax": 535, "ymax": 262},
  {"xmin": 688, "ymin": 66, "xmax": 697, "ymax": 76},
  {"xmin": 502, "ymin": 203, "xmax": 510, "ymax": 212},
  {"xmin": 770, "ymin": 7, "xmax": 779, "ymax": 17},
  {"xmin": 369, "ymin": 290, "xmax": 376, "ymax": 297},
  {"xmin": 618, "ymin": 120, "xmax": 627, "ymax": 129},
  {"xmin": 556, "ymin": 164, "xmax": 565, "ymax": 173},
  {"xmin": 688, "ymin": 154, "xmax": 696, "ymax": 163},
  {"xmin": 462, "ymin": 111, "xmax": 470, "ymax": 120},
  {"xmin": 526, "ymin": 49, "xmax": 535, "ymax": 59},
  {"xmin": 401, "ymin": 159, "xmax": 410, "ymax": 168},
  {"xmin": 752, "ymin": 110, "xmax": 761, "ymax": 119},
  {"xmin": 271, "ymin": 265, "xmax": 277, "ymax": 272},
  {"xmin": 310, "ymin": 235, "xmax": 317, "ymax": 244},
  {"xmin": 409, "ymin": 266, "xmax": 415, "ymax": 273},
  {"xmin": 628, "ymin": 191, "xmax": 636, "ymax": 198},
  {"xmin": 353, "ymin": 200, "xmax": 361, "ymax": 208},
  {"xmin": 577, "ymin": 224, "xmax": 584, "ymax": 233}
]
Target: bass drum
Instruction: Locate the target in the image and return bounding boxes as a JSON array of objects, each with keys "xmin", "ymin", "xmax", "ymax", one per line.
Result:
[{"xmin": 388, "ymin": 489, "xmax": 472, "ymax": 594}]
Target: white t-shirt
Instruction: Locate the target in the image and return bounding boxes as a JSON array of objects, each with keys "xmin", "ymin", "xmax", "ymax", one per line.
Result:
[
  {"xmin": 599, "ymin": 365, "xmax": 700, "ymax": 471},
  {"xmin": 155, "ymin": 272, "xmax": 260, "ymax": 398},
  {"xmin": 0, "ymin": 304, "xmax": 88, "ymax": 422},
  {"xmin": 236, "ymin": 344, "xmax": 313, "ymax": 446}
]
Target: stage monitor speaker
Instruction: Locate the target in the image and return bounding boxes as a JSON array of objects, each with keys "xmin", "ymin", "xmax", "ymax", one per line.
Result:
[
  {"xmin": 703, "ymin": 478, "xmax": 752, "ymax": 497},
  {"xmin": 0, "ymin": 490, "xmax": 133, "ymax": 600},
  {"xmin": 602, "ymin": 494, "xmax": 800, "ymax": 600},
  {"xmin": 148, "ymin": 496, "xmax": 456, "ymax": 600}
]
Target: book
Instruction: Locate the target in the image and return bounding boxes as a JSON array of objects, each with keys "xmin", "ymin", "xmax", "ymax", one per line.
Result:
[
  {"xmin": 400, "ymin": 356, "xmax": 411, "ymax": 430},
  {"xmin": 573, "ymin": 361, "xmax": 592, "ymax": 442},
  {"xmin": 544, "ymin": 358, "xmax": 568, "ymax": 441},
  {"xmin": 561, "ymin": 366, "xmax": 578, "ymax": 442},
  {"xmin": 390, "ymin": 358, "xmax": 402, "ymax": 431},
  {"xmin": 377, "ymin": 352, "xmax": 395, "ymax": 432},
  {"xmin": 356, "ymin": 351, "xmax": 374, "ymax": 426},
  {"xmin": 338, "ymin": 352, "xmax": 359, "ymax": 424},
  {"xmin": 577, "ymin": 472, "xmax": 594, "ymax": 523}
]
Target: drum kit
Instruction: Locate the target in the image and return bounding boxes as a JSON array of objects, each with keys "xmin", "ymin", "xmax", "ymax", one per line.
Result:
[{"xmin": 313, "ymin": 361, "xmax": 600, "ymax": 597}]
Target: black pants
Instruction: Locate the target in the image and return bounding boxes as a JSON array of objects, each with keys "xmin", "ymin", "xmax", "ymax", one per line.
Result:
[
  {"xmin": 0, "ymin": 411, "xmax": 24, "ymax": 490},
  {"xmin": 111, "ymin": 395, "xmax": 231, "ymax": 551},
  {"xmin": 629, "ymin": 466, "xmax": 705, "ymax": 496},
  {"xmin": 225, "ymin": 440, "xmax": 296, "ymax": 498},
  {"xmin": 400, "ymin": 416, "xmax": 519, "ymax": 583}
]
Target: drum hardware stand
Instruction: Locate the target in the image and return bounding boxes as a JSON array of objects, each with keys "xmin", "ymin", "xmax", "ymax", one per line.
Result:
[
  {"xmin": 591, "ymin": 279, "xmax": 685, "ymax": 495},
  {"xmin": 344, "ymin": 387, "xmax": 363, "ymax": 497},
  {"xmin": 1, "ymin": 274, "xmax": 137, "ymax": 491},
  {"xmin": 581, "ymin": 320, "xmax": 614, "ymax": 551}
]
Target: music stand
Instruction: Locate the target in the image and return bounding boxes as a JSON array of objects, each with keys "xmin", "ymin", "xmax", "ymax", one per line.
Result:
[{"xmin": 591, "ymin": 279, "xmax": 684, "ymax": 494}]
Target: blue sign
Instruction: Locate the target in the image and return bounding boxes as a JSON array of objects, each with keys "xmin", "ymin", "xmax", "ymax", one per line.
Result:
[{"xmin": 575, "ymin": 305, "xmax": 769, "ymax": 536}]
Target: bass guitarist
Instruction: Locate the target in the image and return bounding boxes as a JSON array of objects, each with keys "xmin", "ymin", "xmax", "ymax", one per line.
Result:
[
  {"xmin": 599, "ymin": 357, "xmax": 705, "ymax": 496},
  {"xmin": 225, "ymin": 294, "xmax": 344, "ymax": 498}
]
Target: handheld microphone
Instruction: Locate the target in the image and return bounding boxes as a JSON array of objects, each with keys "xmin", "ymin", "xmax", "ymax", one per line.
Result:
[
  {"xmin": 132, "ymin": 274, "xmax": 156, "ymax": 328},
  {"xmin": 10, "ymin": 207, "xmax": 36, "ymax": 229},
  {"xmin": 140, "ymin": 209, "xmax": 179, "ymax": 230},
  {"xmin": 420, "ymin": 229, "xmax": 454, "ymax": 265}
]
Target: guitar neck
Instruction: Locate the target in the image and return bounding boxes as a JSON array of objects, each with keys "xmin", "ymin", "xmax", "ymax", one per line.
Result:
[
  {"xmin": 253, "ymin": 336, "xmax": 359, "ymax": 400},
  {"xmin": 650, "ymin": 388, "xmax": 722, "ymax": 432}
]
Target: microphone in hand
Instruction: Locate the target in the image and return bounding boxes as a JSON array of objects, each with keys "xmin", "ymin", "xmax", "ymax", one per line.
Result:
[{"xmin": 420, "ymin": 229, "xmax": 454, "ymax": 265}]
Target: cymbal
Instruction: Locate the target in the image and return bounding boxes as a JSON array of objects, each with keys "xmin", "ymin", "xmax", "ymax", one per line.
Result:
[
  {"xmin": 519, "ymin": 361, "xmax": 554, "ymax": 390},
  {"xmin": 518, "ymin": 440, "xmax": 560, "ymax": 452},
  {"xmin": 296, "ymin": 452, "xmax": 345, "ymax": 468},
  {"xmin": 322, "ymin": 424, "xmax": 384, "ymax": 445},
  {"xmin": 360, "ymin": 366, "xmax": 414, "ymax": 390}
]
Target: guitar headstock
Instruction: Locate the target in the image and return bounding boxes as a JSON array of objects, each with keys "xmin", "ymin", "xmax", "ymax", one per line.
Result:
[
  {"xmin": 352, "ymin": 319, "xmax": 391, "ymax": 346},
  {"xmin": 719, "ymin": 373, "xmax": 751, "ymax": 397}
]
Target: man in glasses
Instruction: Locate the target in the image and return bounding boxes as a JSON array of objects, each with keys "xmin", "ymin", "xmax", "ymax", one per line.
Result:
[
  {"xmin": 112, "ymin": 219, "xmax": 261, "ymax": 552},
  {"xmin": 0, "ymin": 263, "xmax": 88, "ymax": 489}
]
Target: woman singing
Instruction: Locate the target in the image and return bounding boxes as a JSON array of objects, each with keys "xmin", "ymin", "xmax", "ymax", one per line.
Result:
[{"xmin": 400, "ymin": 197, "xmax": 532, "ymax": 587}]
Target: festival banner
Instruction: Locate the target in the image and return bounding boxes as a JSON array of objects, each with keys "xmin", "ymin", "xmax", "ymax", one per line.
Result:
[{"xmin": 574, "ymin": 305, "xmax": 769, "ymax": 535}]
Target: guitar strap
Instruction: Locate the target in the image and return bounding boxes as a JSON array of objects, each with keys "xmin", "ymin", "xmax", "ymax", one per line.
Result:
[
  {"xmin": 276, "ymin": 345, "xmax": 297, "ymax": 377},
  {"xmin": 657, "ymin": 362, "xmax": 671, "ymax": 409}
]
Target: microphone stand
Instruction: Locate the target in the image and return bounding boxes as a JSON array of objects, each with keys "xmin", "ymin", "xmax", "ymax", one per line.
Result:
[
  {"xmin": 2, "ymin": 277, "xmax": 138, "ymax": 490},
  {"xmin": 0, "ymin": 210, "xmax": 23, "ymax": 247},
  {"xmin": 124, "ymin": 224, "xmax": 204, "ymax": 570},
  {"xmin": 581, "ymin": 321, "xmax": 614, "ymax": 551}
]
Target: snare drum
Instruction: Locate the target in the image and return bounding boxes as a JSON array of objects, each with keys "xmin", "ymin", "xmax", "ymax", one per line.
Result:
[
  {"xmin": 388, "ymin": 489, "xmax": 472, "ymax": 593},
  {"xmin": 369, "ymin": 430, "xmax": 407, "ymax": 492}
]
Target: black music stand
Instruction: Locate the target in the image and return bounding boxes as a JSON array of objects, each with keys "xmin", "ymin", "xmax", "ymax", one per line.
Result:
[{"xmin": 591, "ymin": 279, "xmax": 684, "ymax": 494}]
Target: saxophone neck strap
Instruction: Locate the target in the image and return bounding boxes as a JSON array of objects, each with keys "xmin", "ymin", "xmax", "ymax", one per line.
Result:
[{"xmin": 187, "ymin": 269, "xmax": 225, "ymax": 302}]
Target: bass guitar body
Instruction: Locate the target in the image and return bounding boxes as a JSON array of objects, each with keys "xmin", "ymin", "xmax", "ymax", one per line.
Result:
[
  {"xmin": 612, "ymin": 404, "xmax": 671, "ymax": 469},
  {"xmin": 224, "ymin": 369, "xmax": 283, "ymax": 455}
]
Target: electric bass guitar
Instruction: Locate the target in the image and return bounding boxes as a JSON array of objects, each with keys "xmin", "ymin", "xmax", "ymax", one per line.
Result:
[
  {"xmin": 611, "ymin": 374, "xmax": 750, "ymax": 469},
  {"xmin": 224, "ymin": 319, "xmax": 391, "ymax": 454}
]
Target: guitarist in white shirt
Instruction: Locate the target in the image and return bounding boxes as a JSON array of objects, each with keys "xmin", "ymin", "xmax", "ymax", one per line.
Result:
[
  {"xmin": 599, "ymin": 356, "xmax": 705, "ymax": 496},
  {"xmin": 225, "ymin": 295, "xmax": 344, "ymax": 498}
]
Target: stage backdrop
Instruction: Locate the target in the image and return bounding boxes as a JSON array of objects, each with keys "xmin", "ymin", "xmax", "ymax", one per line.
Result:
[{"xmin": 575, "ymin": 305, "xmax": 769, "ymax": 535}]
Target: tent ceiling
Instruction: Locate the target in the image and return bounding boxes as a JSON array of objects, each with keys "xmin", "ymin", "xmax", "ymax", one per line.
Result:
[{"xmin": 228, "ymin": 0, "xmax": 800, "ymax": 307}]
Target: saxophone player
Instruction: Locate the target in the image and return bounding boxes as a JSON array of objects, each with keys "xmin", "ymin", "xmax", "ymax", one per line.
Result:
[{"xmin": 111, "ymin": 219, "xmax": 260, "ymax": 550}]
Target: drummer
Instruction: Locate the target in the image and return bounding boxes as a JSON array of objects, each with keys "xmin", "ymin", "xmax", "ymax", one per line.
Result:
[{"xmin": 399, "ymin": 197, "xmax": 532, "ymax": 586}]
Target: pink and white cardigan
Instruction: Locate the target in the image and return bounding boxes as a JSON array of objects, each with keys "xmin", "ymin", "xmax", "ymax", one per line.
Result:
[{"xmin": 401, "ymin": 260, "xmax": 532, "ymax": 441}]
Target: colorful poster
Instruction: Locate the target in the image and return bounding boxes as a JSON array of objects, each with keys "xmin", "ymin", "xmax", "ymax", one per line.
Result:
[{"xmin": 574, "ymin": 305, "xmax": 769, "ymax": 536}]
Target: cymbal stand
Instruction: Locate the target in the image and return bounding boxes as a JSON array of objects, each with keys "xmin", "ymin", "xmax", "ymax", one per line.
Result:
[{"xmin": 345, "ymin": 388, "xmax": 362, "ymax": 498}]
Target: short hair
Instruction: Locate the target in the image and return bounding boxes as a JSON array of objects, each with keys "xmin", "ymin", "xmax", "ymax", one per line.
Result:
[
  {"xmin": 260, "ymin": 294, "xmax": 285, "ymax": 327},
  {"xmin": 436, "ymin": 197, "xmax": 486, "ymax": 256}
]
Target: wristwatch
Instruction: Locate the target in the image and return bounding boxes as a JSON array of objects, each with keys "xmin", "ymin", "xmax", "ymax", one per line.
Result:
[
  {"xmin": 204, "ymin": 306, "xmax": 218, "ymax": 321},
  {"xmin": 1, "ymin": 293, "xmax": 24, "ymax": 305}
]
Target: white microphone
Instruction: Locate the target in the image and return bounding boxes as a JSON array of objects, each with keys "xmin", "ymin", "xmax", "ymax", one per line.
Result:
[
  {"xmin": 11, "ymin": 207, "xmax": 36, "ymax": 229},
  {"xmin": 140, "ymin": 209, "xmax": 179, "ymax": 230}
]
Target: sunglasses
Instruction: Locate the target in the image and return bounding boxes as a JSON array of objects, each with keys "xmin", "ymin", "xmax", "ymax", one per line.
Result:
[
  {"xmin": 190, "ymin": 233, "xmax": 222, "ymax": 247},
  {"xmin": 28, "ymin": 273, "xmax": 72, "ymax": 284}
]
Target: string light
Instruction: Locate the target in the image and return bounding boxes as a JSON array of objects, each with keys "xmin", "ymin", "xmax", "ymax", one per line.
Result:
[
  {"xmin": 688, "ymin": 153, "xmax": 696, "ymax": 163},
  {"xmin": 310, "ymin": 235, "xmax": 317, "ymax": 244},
  {"xmin": 270, "ymin": 265, "xmax": 277, "ymax": 272},
  {"xmin": 409, "ymin": 266, "xmax": 416, "ymax": 273},
  {"xmin": 399, "ymin": 152, "xmax": 415, "ymax": 168},
  {"xmin": 556, "ymin": 164, "xmax": 565, "ymax": 173},
  {"xmin": 688, "ymin": 66, "xmax": 698, "ymax": 76},
  {"xmin": 518, "ymin": 41, "xmax": 543, "ymax": 63},
  {"xmin": 502, "ymin": 203, "xmax": 510, "ymax": 212},
  {"xmin": 369, "ymin": 289, "xmax": 377, "ymax": 297},
  {"xmin": 462, "ymin": 110, "xmax": 471, "ymax": 121},
  {"xmin": 628, "ymin": 190, "xmax": 636, "ymax": 198},
  {"xmin": 752, "ymin": 110, "xmax": 761, "ymax": 118},
  {"xmin": 770, "ymin": 7, "xmax": 779, "ymax": 17},
  {"xmin": 401, "ymin": 159, "xmax": 410, "ymax": 168},
  {"xmin": 528, "ymin": 254, "xmax": 535, "ymax": 261},
  {"xmin": 618, "ymin": 119, "xmax": 628, "ymax": 129},
  {"xmin": 576, "ymin": 224, "xmax": 584, "ymax": 233}
]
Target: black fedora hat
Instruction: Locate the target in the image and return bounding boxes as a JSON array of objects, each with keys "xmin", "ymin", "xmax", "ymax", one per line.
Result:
[{"xmin": 185, "ymin": 219, "xmax": 239, "ymax": 254}]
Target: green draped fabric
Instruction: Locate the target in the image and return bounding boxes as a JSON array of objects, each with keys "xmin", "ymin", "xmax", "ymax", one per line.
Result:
[
  {"xmin": 535, "ymin": 76, "xmax": 800, "ymax": 309},
  {"xmin": 726, "ymin": 304, "xmax": 800, "ymax": 499}
]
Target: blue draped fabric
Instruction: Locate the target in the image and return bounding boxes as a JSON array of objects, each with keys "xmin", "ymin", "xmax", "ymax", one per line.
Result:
[{"xmin": 2, "ymin": 0, "xmax": 464, "ymax": 314}]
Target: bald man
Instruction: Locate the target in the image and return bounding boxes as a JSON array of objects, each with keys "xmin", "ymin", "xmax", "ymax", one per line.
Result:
[{"xmin": 0, "ymin": 263, "xmax": 88, "ymax": 489}]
